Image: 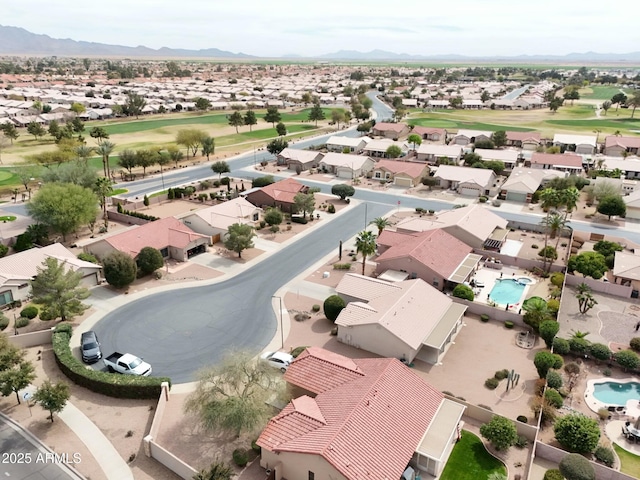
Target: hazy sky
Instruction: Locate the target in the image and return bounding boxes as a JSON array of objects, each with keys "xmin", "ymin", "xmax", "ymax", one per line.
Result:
[{"xmin": 3, "ymin": 0, "xmax": 639, "ymax": 57}]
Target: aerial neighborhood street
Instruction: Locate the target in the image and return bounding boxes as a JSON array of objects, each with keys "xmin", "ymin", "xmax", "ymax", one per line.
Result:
[{"xmin": 2, "ymin": 4, "xmax": 640, "ymax": 480}]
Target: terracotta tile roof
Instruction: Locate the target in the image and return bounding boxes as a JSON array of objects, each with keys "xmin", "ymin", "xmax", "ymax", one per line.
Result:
[
  {"xmin": 411, "ymin": 126, "xmax": 446, "ymax": 137},
  {"xmin": 506, "ymin": 131, "xmax": 541, "ymax": 142},
  {"xmin": 104, "ymin": 217, "xmax": 208, "ymax": 257},
  {"xmin": 376, "ymin": 229, "xmax": 472, "ymax": 279},
  {"xmin": 530, "ymin": 153, "xmax": 582, "ymax": 168},
  {"xmin": 605, "ymin": 135, "xmax": 640, "ymax": 149},
  {"xmin": 259, "ymin": 349, "xmax": 444, "ymax": 480},
  {"xmin": 375, "ymin": 159, "xmax": 428, "ymax": 178},
  {"xmin": 257, "ymin": 177, "xmax": 307, "ymax": 204},
  {"xmin": 373, "ymin": 122, "xmax": 409, "ymax": 133}
]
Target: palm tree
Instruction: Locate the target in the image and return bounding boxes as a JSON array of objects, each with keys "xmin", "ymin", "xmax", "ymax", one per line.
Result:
[
  {"xmin": 75, "ymin": 145, "xmax": 94, "ymax": 165},
  {"xmin": 96, "ymin": 141, "xmax": 115, "ymax": 179},
  {"xmin": 539, "ymin": 188, "xmax": 561, "ymax": 272},
  {"xmin": 355, "ymin": 230, "xmax": 377, "ymax": 276},
  {"xmin": 94, "ymin": 177, "xmax": 113, "ymax": 230},
  {"xmin": 522, "ymin": 296, "xmax": 548, "ymax": 332},
  {"xmin": 369, "ymin": 217, "xmax": 390, "ymax": 236}
]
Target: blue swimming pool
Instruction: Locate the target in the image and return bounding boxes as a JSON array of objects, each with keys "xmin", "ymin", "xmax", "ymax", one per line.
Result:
[
  {"xmin": 489, "ymin": 279, "xmax": 525, "ymax": 305},
  {"xmin": 593, "ymin": 382, "xmax": 640, "ymax": 406}
]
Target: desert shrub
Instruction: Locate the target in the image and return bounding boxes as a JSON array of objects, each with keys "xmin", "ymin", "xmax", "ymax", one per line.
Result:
[
  {"xmin": 569, "ymin": 337, "xmax": 590, "ymax": 354},
  {"xmin": 290, "ymin": 346, "xmax": 308, "ymax": 358},
  {"xmin": 515, "ymin": 435, "xmax": 528, "ymax": 449},
  {"xmin": 251, "ymin": 439, "xmax": 261, "ymax": 453},
  {"xmin": 559, "ymin": 453, "xmax": 596, "ymax": 480},
  {"xmin": 554, "ymin": 414, "xmax": 600, "ymax": 453},
  {"xmin": 597, "ymin": 408, "xmax": 611, "ymax": 421},
  {"xmin": 594, "ymin": 445, "xmax": 614, "ymax": 467},
  {"xmin": 332, "ymin": 263, "xmax": 352, "ymax": 270},
  {"xmin": 504, "ymin": 321, "xmax": 514, "ymax": 329},
  {"xmin": 540, "ymin": 320, "xmax": 560, "ymax": 348},
  {"xmin": 543, "ymin": 470, "xmax": 564, "ymax": 480},
  {"xmin": 479, "ymin": 196, "xmax": 488, "ymax": 203},
  {"xmin": 480, "ymin": 314, "xmax": 490, "ymax": 322},
  {"xmin": 550, "ymin": 272, "xmax": 565, "ymax": 288},
  {"xmin": 20, "ymin": 306, "xmax": 39, "ymax": 319},
  {"xmin": 589, "ymin": 343, "xmax": 612, "ymax": 362},
  {"xmin": 311, "ymin": 304, "xmax": 320, "ymax": 312},
  {"xmin": 516, "ymin": 415, "xmax": 528, "ymax": 424},
  {"xmin": 534, "ymin": 378, "xmax": 547, "ymax": 396},
  {"xmin": 480, "ymin": 415, "xmax": 518, "ymax": 451},
  {"xmin": 452, "ymin": 284, "xmax": 474, "ymax": 301},
  {"xmin": 0, "ymin": 315, "xmax": 9, "ymax": 331},
  {"xmin": 485, "ymin": 377, "xmax": 500, "ymax": 390},
  {"xmin": 0, "ymin": 244, "xmax": 7, "ymax": 258},
  {"xmin": 259, "ymin": 220, "xmax": 267, "ymax": 229},
  {"xmin": 553, "ymin": 337, "xmax": 570, "ymax": 355},
  {"xmin": 323, "ymin": 295, "xmax": 346, "ymax": 322},
  {"xmin": 544, "ymin": 388, "xmax": 564, "ymax": 408},
  {"xmin": 547, "ymin": 299, "xmax": 560, "ymax": 316},
  {"xmin": 564, "ymin": 362, "xmax": 580, "ymax": 375},
  {"xmin": 614, "ymin": 349, "xmax": 640, "ymax": 371},
  {"xmin": 15, "ymin": 317, "xmax": 29, "ymax": 328},
  {"xmin": 327, "ymin": 204, "xmax": 336, "ymax": 213},
  {"xmin": 232, "ymin": 448, "xmax": 248, "ymax": 467},
  {"xmin": 39, "ymin": 309, "xmax": 56, "ymax": 321},
  {"xmin": 291, "ymin": 216, "xmax": 308, "ymax": 224},
  {"xmin": 78, "ymin": 252, "xmax": 99, "ymax": 263},
  {"xmin": 135, "ymin": 247, "xmax": 164, "ymax": 276},
  {"xmin": 603, "ymin": 368, "xmax": 612, "ymax": 376},
  {"xmin": 495, "ymin": 369, "xmax": 509, "ymax": 380},
  {"xmin": 631, "ymin": 337, "xmax": 640, "ymax": 352},
  {"xmin": 546, "ymin": 370, "xmax": 563, "ymax": 389}
]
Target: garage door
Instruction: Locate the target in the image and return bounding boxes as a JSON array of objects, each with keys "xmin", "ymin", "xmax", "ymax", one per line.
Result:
[
  {"xmin": 394, "ymin": 177, "xmax": 413, "ymax": 187},
  {"xmin": 460, "ymin": 187, "xmax": 480, "ymax": 197},
  {"xmin": 626, "ymin": 208, "xmax": 640, "ymax": 220},
  {"xmin": 506, "ymin": 191, "xmax": 527, "ymax": 202}
]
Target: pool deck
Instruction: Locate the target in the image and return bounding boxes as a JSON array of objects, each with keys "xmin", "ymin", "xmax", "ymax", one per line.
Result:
[
  {"xmin": 584, "ymin": 378, "xmax": 640, "ymax": 417},
  {"xmin": 605, "ymin": 420, "xmax": 640, "ymax": 455},
  {"xmin": 472, "ymin": 265, "xmax": 535, "ymax": 309}
]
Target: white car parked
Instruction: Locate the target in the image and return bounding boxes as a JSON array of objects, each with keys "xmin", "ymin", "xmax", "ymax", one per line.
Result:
[{"xmin": 261, "ymin": 351, "xmax": 294, "ymax": 373}]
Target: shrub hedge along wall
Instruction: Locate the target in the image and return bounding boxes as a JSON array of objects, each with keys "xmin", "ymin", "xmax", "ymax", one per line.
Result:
[{"xmin": 52, "ymin": 324, "xmax": 170, "ymax": 399}]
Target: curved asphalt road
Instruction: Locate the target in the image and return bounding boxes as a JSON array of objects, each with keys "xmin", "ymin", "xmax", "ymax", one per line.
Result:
[{"xmin": 93, "ymin": 201, "xmax": 391, "ymax": 383}]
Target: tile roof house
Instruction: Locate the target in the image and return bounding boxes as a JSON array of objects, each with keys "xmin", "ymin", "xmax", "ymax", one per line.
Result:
[
  {"xmin": 394, "ymin": 204, "xmax": 508, "ymax": 249},
  {"xmin": 325, "ymin": 135, "xmax": 371, "ymax": 154},
  {"xmin": 335, "ymin": 274, "xmax": 467, "ymax": 364},
  {"xmin": 552, "ymin": 134, "xmax": 597, "ymax": 155},
  {"xmin": 276, "ymin": 148, "xmax": 323, "ymax": 172},
  {"xmin": 361, "ymin": 138, "xmax": 409, "ymax": 158},
  {"xmin": 375, "ymin": 228, "xmax": 478, "ymax": 289},
  {"xmin": 178, "ymin": 198, "xmax": 262, "ymax": 243},
  {"xmin": 474, "ymin": 148, "xmax": 520, "ymax": 170},
  {"xmin": 257, "ymin": 347, "xmax": 465, "ymax": 479},
  {"xmin": 527, "ymin": 152, "xmax": 583, "ymax": 174},
  {"xmin": 0, "ymin": 243, "xmax": 101, "ymax": 306},
  {"xmin": 415, "ymin": 144, "xmax": 464, "ymax": 164},
  {"xmin": 370, "ymin": 159, "xmax": 430, "ymax": 187},
  {"xmin": 499, "ymin": 167, "xmax": 566, "ymax": 203},
  {"xmin": 612, "ymin": 251, "xmax": 640, "ymax": 292},
  {"xmin": 597, "ymin": 157, "xmax": 640, "ymax": 180},
  {"xmin": 505, "ymin": 131, "xmax": 542, "ymax": 150},
  {"xmin": 452, "ymin": 129, "xmax": 493, "ymax": 146},
  {"xmin": 82, "ymin": 217, "xmax": 210, "ymax": 262},
  {"xmin": 411, "ymin": 126, "xmax": 447, "ymax": 143},
  {"xmin": 623, "ymin": 189, "xmax": 640, "ymax": 220},
  {"xmin": 433, "ymin": 164, "xmax": 497, "ymax": 197},
  {"xmin": 604, "ymin": 135, "xmax": 640, "ymax": 157},
  {"xmin": 318, "ymin": 152, "xmax": 375, "ymax": 179},
  {"xmin": 245, "ymin": 178, "xmax": 308, "ymax": 213},
  {"xmin": 371, "ymin": 122, "xmax": 410, "ymax": 139}
]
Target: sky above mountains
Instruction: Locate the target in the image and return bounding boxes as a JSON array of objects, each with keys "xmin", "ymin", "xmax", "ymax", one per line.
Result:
[{"xmin": 4, "ymin": 0, "xmax": 639, "ymax": 57}]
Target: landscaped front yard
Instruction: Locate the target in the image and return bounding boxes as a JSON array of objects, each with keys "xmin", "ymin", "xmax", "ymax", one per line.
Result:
[{"xmin": 440, "ymin": 431, "xmax": 506, "ymax": 480}]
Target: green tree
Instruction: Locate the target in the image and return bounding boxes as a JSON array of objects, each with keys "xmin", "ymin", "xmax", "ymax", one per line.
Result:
[
  {"xmin": 554, "ymin": 414, "xmax": 600, "ymax": 454},
  {"xmin": 96, "ymin": 140, "xmax": 115, "ymax": 179},
  {"xmin": 228, "ymin": 111, "xmax": 244, "ymax": 133},
  {"xmin": 211, "ymin": 161, "xmax": 230, "ymax": 179},
  {"xmin": 549, "ymin": 97, "xmax": 564, "ymax": 113},
  {"xmin": 27, "ymin": 121, "xmax": 46, "ymax": 140},
  {"xmin": 0, "ymin": 334, "xmax": 36, "ymax": 405},
  {"xmin": 369, "ymin": 217, "xmax": 391, "ymax": 236},
  {"xmin": 167, "ymin": 145, "xmax": 184, "ymax": 167},
  {"xmin": 267, "ymin": 138, "xmax": 288, "ymax": 156},
  {"xmin": 523, "ymin": 296, "xmax": 549, "ymax": 332},
  {"xmin": 30, "ymin": 257, "xmax": 90, "ymax": 321},
  {"xmin": 89, "ymin": 126, "xmax": 109, "ymax": 144},
  {"xmin": 597, "ymin": 195, "xmax": 626, "ymax": 220},
  {"xmin": 0, "ymin": 122, "xmax": 19, "ymax": 144},
  {"xmin": 575, "ymin": 283, "xmax": 598, "ymax": 314},
  {"xmin": 176, "ymin": 129, "xmax": 207, "ymax": 159},
  {"xmin": 491, "ymin": 130, "xmax": 507, "ymax": 148},
  {"xmin": 611, "ymin": 93, "xmax": 627, "ymax": 112},
  {"xmin": 118, "ymin": 149, "xmax": 138, "ymax": 178},
  {"xmin": 628, "ymin": 91, "xmax": 640, "ymax": 119},
  {"xmin": 331, "ymin": 184, "xmax": 355, "ymax": 201},
  {"xmin": 243, "ymin": 110, "xmax": 257, "ymax": 131},
  {"xmin": 194, "ymin": 97, "xmax": 212, "ymax": 112},
  {"xmin": 184, "ymin": 350, "xmax": 282, "ymax": 437},
  {"xmin": 407, "ymin": 133, "xmax": 422, "ymax": 150},
  {"xmin": 355, "ymin": 230, "xmax": 377, "ymax": 276},
  {"xmin": 33, "ymin": 380, "xmax": 70, "ymax": 423},
  {"xmin": 331, "ymin": 109, "xmax": 345, "ymax": 129},
  {"xmin": 46, "ymin": 120, "xmax": 61, "ymax": 140},
  {"xmin": 386, "ymin": 145, "xmax": 402, "ymax": 159},
  {"xmin": 27, "ymin": 183, "xmax": 98, "ymax": 241},
  {"xmin": 479, "ymin": 415, "xmax": 518, "ymax": 451},
  {"xmin": 135, "ymin": 149, "xmax": 156, "ymax": 178},
  {"xmin": 252, "ymin": 175, "xmax": 275, "ymax": 188},
  {"xmin": 559, "ymin": 453, "xmax": 595, "ymax": 480},
  {"xmin": 275, "ymin": 122, "xmax": 287, "ymax": 136},
  {"xmin": 124, "ymin": 92, "xmax": 146, "ymax": 119},
  {"xmin": 201, "ymin": 137, "xmax": 215, "ymax": 161},
  {"xmin": 264, "ymin": 106, "xmax": 281, "ymax": 127},
  {"xmin": 452, "ymin": 284, "xmax": 474, "ymax": 301},
  {"xmin": 534, "ymin": 351, "xmax": 563, "ymax": 379},
  {"xmin": 588, "ymin": 343, "xmax": 612, "ymax": 362},
  {"xmin": 136, "ymin": 247, "xmax": 164, "ymax": 276},
  {"xmin": 614, "ymin": 349, "xmax": 640, "ymax": 371},
  {"xmin": 103, "ymin": 251, "xmax": 137, "ymax": 289},
  {"xmin": 601, "ymin": 100, "xmax": 612, "ymax": 116},
  {"xmin": 568, "ymin": 252, "xmax": 608, "ymax": 280},
  {"xmin": 308, "ymin": 103, "xmax": 325, "ymax": 126},
  {"xmin": 70, "ymin": 102, "xmax": 86, "ymax": 116},
  {"xmin": 539, "ymin": 320, "xmax": 560, "ymax": 348},
  {"xmin": 263, "ymin": 208, "xmax": 283, "ymax": 227},
  {"xmin": 546, "ymin": 370, "xmax": 563, "ymax": 390},
  {"xmin": 294, "ymin": 192, "xmax": 315, "ymax": 219},
  {"xmin": 323, "ymin": 295, "xmax": 346, "ymax": 322},
  {"xmin": 224, "ymin": 223, "xmax": 255, "ymax": 258}
]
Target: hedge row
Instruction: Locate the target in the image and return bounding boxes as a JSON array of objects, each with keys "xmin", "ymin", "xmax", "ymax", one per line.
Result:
[{"xmin": 52, "ymin": 324, "xmax": 170, "ymax": 399}]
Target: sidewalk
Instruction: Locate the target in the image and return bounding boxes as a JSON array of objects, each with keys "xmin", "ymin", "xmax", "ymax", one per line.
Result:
[{"xmin": 58, "ymin": 402, "xmax": 134, "ymax": 480}]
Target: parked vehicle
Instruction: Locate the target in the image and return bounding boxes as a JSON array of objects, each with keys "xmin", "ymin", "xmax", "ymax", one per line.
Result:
[
  {"xmin": 103, "ymin": 352, "xmax": 152, "ymax": 376},
  {"xmin": 260, "ymin": 351, "xmax": 294, "ymax": 373},
  {"xmin": 80, "ymin": 331, "xmax": 102, "ymax": 364}
]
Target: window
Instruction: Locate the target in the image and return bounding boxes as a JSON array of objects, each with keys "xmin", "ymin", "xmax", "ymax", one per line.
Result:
[
  {"xmin": 253, "ymin": 213, "xmax": 259, "ymax": 221},
  {"xmin": 0, "ymin": 290, "xmax": 13, "ymax": 306},
  {"xmin": 374, "ymin": 171, "xmax": 381, "ymax": 179},
  {"xmin": 308, "ymin": 472, "xmax": 315, "ymax": 480},
  {"xmin": 160, "ymin": 247, "xmax": 169, "ymax": 258}
]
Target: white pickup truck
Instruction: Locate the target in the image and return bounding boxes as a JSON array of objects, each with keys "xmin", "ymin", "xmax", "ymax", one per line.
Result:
[{"xmin": 103, "ymin": 352, "xmax": 152, "ymax": 376}]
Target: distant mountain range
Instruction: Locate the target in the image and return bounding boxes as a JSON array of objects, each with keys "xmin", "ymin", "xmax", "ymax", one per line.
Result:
[{"xmin": 1, "ymin": 25, "xmax": 640, "ymax": 63}]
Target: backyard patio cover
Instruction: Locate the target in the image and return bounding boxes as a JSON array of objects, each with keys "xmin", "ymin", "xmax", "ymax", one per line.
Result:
[
  {"xmin": 448, "ymin": 253, "xmax": 483, "ymax": 284},
  {"xmin": 416, "ymin": 398, "xmax": 466, "ymax": 462}
]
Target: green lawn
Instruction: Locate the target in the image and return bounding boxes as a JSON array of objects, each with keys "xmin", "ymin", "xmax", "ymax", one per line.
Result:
[
  {"xmin": 579, "ymin": 86, "xmax": 628, "ymax": 100},
  {"xmin": 439, "ymin": 431, "xmax": 507, "ymax": 480},
  {"xmin": 408, "ymin": 117, "xmax": 534, "ymax": 132},
  {"xmin": 614, "ymin": 444, "xmax": 640, "ymax": 478},
  {"xmin": 107, "ymin": 188, "xmax": 128, "ymax": 196},
  {"xmin": 215, "ymin": 124, "xmax": 317, "ymax": 147},
  {"xmin": 0, "ymin": 170, "xmax": 19, "ymax": 186}
]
